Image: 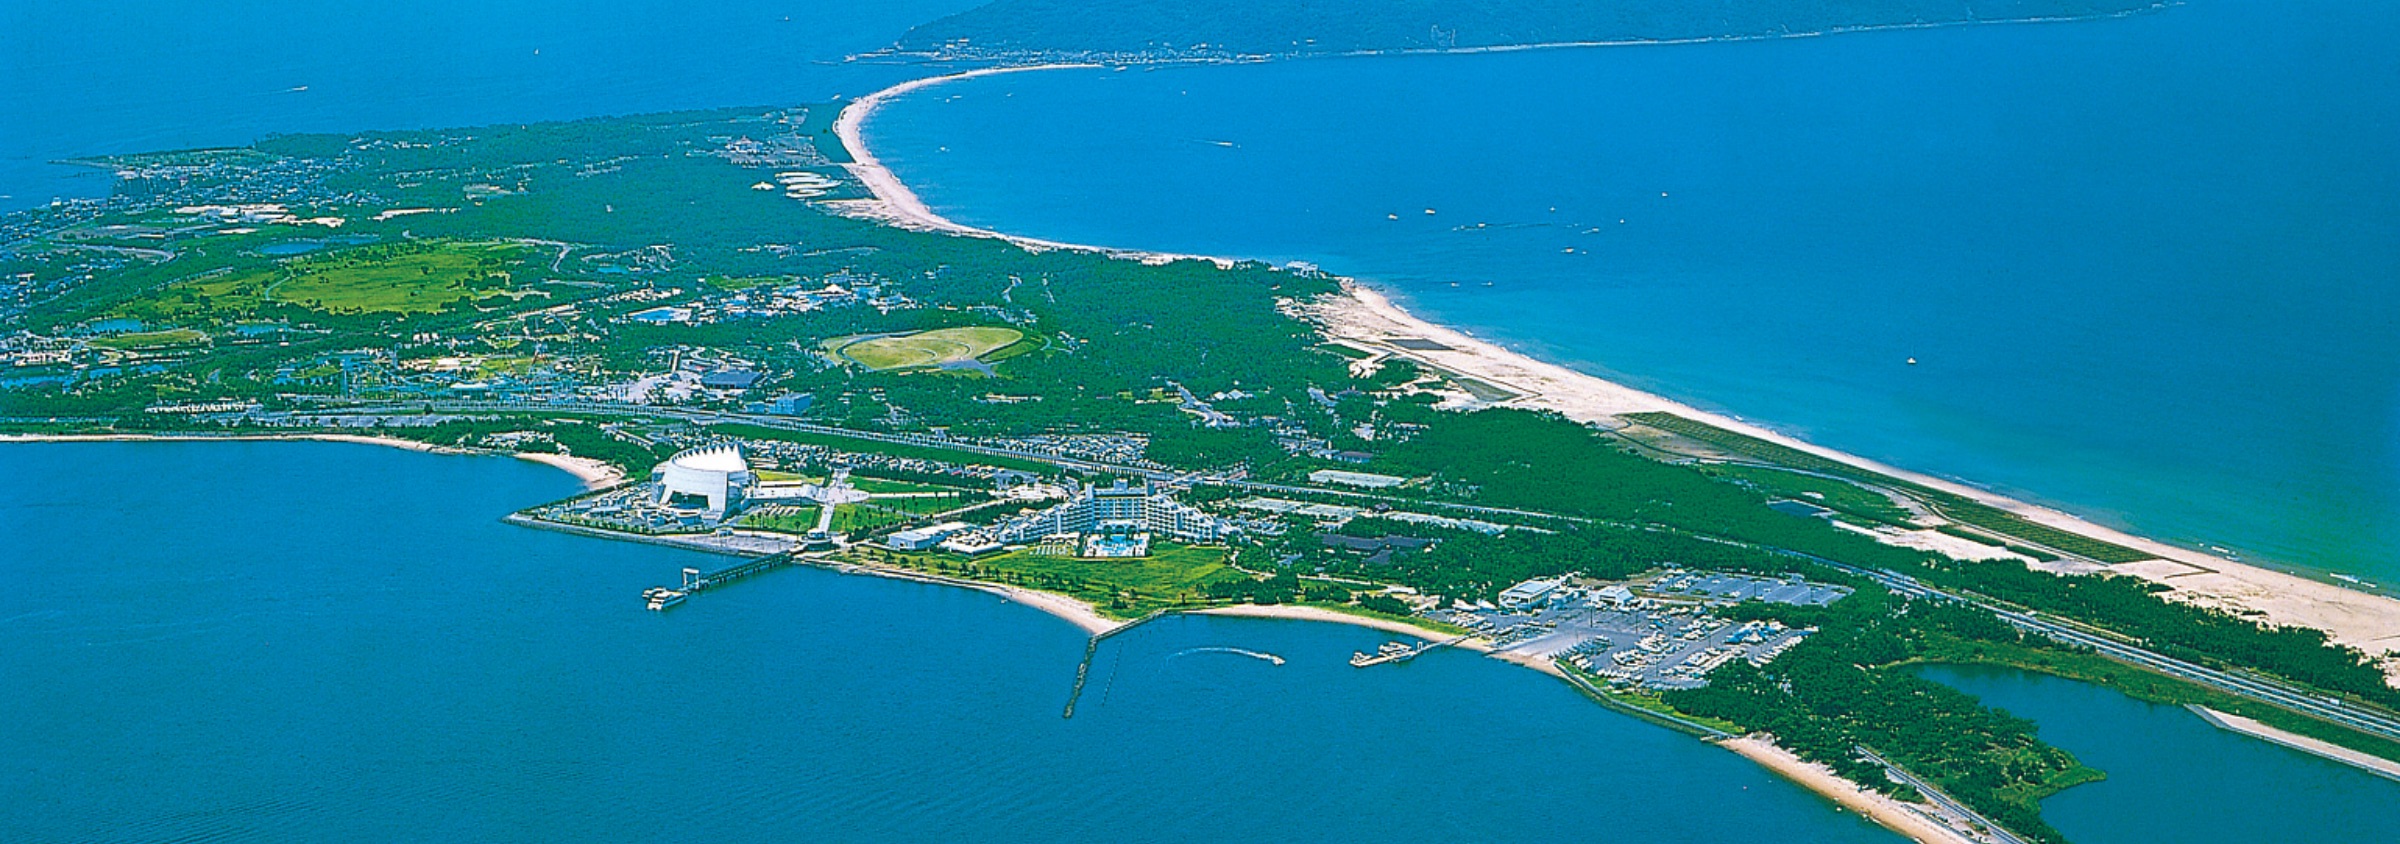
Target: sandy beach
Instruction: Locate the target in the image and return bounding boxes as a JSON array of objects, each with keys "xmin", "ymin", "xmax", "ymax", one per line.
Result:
[
  {"xmin": 513, "ymin": 451, "xmax": 624, "ymax": 490},
  {"xmin": 1193, "ymin": 604, "xmax": 1494, "ymax": 651},
  {"xmin": 1310, "ymin": 283, "xmax": 2400, "ymax": 670},
  {"xmin": 830, "ymin": 556, "xmax": 1121, "ymax": 635},
  {"xmin": 1719, "ymin": 737, "xmax": 1982, "ymax": 844},
  {"xmin": 830, "ymin": 64, "xmax": 1231, "ymax": 267},
  {"xmin": 825, "ymin": 66, "xmax": 2400, "ymax": 677},
  {"xmin": 828, "ymin": 61, "xmax": 2400, "ymax": 672}
]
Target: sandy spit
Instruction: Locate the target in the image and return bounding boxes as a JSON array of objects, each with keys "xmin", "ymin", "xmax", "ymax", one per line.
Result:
[{"xmin": 1, "ymin": 432, "xmax": 623, "ymax": 491}]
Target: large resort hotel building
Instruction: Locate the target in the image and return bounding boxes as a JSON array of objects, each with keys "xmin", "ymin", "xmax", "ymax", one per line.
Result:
[{"xmin": 988, "ymin": 479, "xmax": 1231, "ymax": 557}]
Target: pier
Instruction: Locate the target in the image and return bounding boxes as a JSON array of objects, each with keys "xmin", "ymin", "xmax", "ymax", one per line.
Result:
[{"xmin": 643, "ymin": 552, "xmax": 794, "ymax": 610}]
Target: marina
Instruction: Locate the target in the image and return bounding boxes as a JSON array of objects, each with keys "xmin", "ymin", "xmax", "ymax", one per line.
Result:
[{"xmin": 1350, "ymin": 635, "xmax": 1472, "ymax": 668}]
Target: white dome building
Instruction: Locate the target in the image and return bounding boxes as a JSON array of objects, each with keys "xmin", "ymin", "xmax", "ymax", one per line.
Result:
[{"xmin": 653, "ymin": 442, "xmax": 754, "ymax": 518}]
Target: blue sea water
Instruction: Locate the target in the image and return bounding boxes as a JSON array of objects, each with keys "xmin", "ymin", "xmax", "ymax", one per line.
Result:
[
  {"xmin": 0, "ymin": 0, "xmax": 987, "ymax": 212},
  {"xmin": 1920, "ymin": 665, "xmax": 2400, "ymax": 844},
  {"xmin": 858, "ymin": 1, "xmax": 2400, "ymax": 584},
  {"xmin": 0, "ymin": 441, "xmax": 1911, "ymax": 842}
]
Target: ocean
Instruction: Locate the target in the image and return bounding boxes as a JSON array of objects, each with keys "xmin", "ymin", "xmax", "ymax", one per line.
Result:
[
  {"xmin": 0, "ymin": 440, "xmax": 1907, "ymax": 842},
  {"xmin": 0, "ymin": 0, "xmax": 984, "ymax": 212},
  {"xmin": 855, "ymin": 0, "xmax": 2400, "ymax": 585}
]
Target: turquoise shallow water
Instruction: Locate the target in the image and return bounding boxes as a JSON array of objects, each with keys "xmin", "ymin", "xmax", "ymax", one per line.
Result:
[
  {"xmin": 859, "ymin": 0, "xmax": 2400, "ymax": 585},
  {"xmin": 1, "ymin": 441, "xmax": 1908, "ymax": 842}
]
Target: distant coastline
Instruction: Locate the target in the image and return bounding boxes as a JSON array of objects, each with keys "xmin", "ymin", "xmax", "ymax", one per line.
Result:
[
  {"xmin": 886, "ymin": 0, "xmax": 2178, "ymax": 67},
  {"xmin": 829, "ymin": 63, "xmax": 2400, "ymax": 673},
  {"xmin": 0, "ymin": 432, "xmax": 624, "ymax": 490}
]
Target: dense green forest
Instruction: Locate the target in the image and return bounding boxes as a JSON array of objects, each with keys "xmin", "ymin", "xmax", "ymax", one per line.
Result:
[{"xmin": 896, "ymin": 0, "xmax": 2164, "ymax": 58}]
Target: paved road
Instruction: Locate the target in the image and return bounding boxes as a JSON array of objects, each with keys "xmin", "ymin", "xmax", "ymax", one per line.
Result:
[
  {"xmin": 1806, "ymin": 555, "xmax": 2400, "ymax": 745},
  {"xmin": 317, "ymin": 399, "xmax": 1586, "ymax": 524},
  {"xmin": 1856, "ymin": 747, "xmax": 2028, "ymax": 844}
]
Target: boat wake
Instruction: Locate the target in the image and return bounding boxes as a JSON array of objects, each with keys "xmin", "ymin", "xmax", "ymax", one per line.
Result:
[{"xmin": 1173, "ymin": 646, "xmax": 1287, "ymax": 665}]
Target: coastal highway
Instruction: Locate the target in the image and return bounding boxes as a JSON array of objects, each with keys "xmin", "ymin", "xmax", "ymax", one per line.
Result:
[
  {"xmin": 312, "ymin": 399, "xmax": 1586, "ymax": 525},
  {"xmin": 1855, "ymin": 748, "xmax": 2028, "ymax": 844},
  {"xmin": 1803, "ymin": 555, "xmax": 2400, "ymax": 746}
]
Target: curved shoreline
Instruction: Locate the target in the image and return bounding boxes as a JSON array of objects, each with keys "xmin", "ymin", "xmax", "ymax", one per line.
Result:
[
  {"xmin": 829, "ymin": 62, "xmax": 2400, "ymax": 671},
  {"xmin": 0, "ymin": 432, "xmax": 624, "ymax": 490}
]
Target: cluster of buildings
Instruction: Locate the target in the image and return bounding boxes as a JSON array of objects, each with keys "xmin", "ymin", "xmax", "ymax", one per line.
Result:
[
  {"xmin": 877, "ymin": 479, "xmax": 1232, "ymax": 560},
  {"xmin": 989, "ymin": 479, "xmax": 1229, "ymax": 545},
  {"xmin": 1423, "ymin": 570, "xmax": 1843, "ymax": 690},
  {"xmin": 621, "ymin": 273, "xmax": 912, "ymax": 327}
]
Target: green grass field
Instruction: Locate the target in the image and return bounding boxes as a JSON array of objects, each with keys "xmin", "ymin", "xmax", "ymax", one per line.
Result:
[
  {"xmin": 837, "ymin": 326, "xmax": 1027, "ymax": 371},
  {"xmin": 738, "ymin": 507, "xmax": 822, "ymax": 534},
  {"xmin": 271, "ymin": 240, "xmax": 529, "ymax": 314},
  {"xmin": 847, "ymin": 542, "xmax": 1247, "ymax": 618},
  {"xmin": 111, "ymin": 239, "xmax": 531, "ymax": 325}
]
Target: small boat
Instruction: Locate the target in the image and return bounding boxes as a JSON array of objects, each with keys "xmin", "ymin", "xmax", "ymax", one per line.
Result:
[
  {"xmin": 643, "ymin": 586, "xmax": 687, "ymax": 611},
  {"xmin": 1351, "ymin": 640, "xmax": 1424, "ymax": 667}
]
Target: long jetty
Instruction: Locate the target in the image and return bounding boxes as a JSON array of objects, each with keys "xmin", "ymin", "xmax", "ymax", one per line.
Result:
[{"xmin": 1062, "ymin": 609, "xmax": 1176, "ymax": 719}]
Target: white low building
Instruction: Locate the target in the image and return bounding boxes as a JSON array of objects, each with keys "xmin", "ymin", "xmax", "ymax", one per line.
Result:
[{"xmin": 885, "ymin": 521, "xmax": 975, "ymax": 551}]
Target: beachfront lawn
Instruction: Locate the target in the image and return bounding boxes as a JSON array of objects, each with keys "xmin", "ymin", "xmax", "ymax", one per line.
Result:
[{"xmin": 845, "ymin": 542, "xmax": 1248, "ymax": 618}]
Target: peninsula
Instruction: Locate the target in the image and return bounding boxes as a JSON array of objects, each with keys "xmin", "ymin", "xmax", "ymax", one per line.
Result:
[{"xmin": 5, "ymin": 22, "xmax": 2398, "ymax": 844}]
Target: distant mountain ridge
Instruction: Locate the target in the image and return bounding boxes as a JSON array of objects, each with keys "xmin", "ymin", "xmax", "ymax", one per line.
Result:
[{"xmin": 892, "ymin": 0, "xmax": 2170, "ymax": 60}]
